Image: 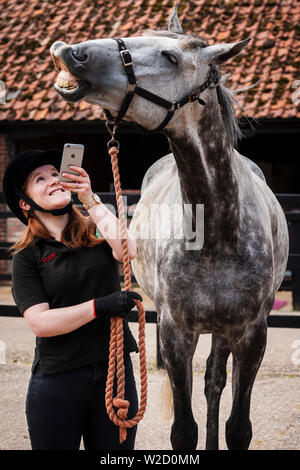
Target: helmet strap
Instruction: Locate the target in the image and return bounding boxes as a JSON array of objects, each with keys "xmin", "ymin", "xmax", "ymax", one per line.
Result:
[{"xmin": 15, "ymin": 189, "xmax": 73, "ymax": 221}]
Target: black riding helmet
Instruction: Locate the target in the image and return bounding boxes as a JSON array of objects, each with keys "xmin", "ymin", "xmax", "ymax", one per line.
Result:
[{"xmin": 2, "ymin": 149, "xmax": 73, "ymax": 225}]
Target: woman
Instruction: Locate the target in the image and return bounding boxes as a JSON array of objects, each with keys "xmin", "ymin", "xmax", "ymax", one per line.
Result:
[{"xmin": 2, "ymin": 148, "xmax": 142, "ymax": 450}]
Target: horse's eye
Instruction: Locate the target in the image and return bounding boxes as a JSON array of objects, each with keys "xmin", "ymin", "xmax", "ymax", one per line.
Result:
[{"xmin": 161, "ymin": 50, "xmax": 178, "ymax": 65}]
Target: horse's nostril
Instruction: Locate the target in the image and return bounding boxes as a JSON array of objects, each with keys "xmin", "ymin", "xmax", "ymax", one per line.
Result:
[{"xmin": 72, "ymin": 47, "xmax": 88, "ymax": 62}]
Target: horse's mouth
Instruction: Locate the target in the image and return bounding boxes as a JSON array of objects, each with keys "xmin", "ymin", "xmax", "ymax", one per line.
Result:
[{"xmin": 51, "ymin": 53, "xmax": 91, "ymax": 102}]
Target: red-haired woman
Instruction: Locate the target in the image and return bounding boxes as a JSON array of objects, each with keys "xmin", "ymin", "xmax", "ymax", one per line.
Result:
[{"xmin": 3, "ymin": 149, "xmax": 142, "ymax": 450}]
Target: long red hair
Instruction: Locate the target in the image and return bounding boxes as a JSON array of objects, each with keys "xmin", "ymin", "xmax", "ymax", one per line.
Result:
[{"xmin": 10, "ymin": 205, "xmax": 104, "ymax": 254}]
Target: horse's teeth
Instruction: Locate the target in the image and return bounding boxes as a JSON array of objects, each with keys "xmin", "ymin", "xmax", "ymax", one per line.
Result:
[
  {"xmin": 56, "ymin": 69, "xmax": 79, "ymax": 89},
  {"xmin": 56, "ymin": 79, "xmax": 78, "ymax": 89}
]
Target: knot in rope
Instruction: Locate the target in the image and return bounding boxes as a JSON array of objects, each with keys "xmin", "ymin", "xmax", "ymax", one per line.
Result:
[{"xmin": 113, "ymin": 398, "xmax": 130, "ymax": 419}]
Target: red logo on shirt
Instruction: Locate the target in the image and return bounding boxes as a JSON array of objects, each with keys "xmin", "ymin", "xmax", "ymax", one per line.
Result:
[{"xmin": 42, "ymin": 252, "xmax": 56, "ymax": 264}]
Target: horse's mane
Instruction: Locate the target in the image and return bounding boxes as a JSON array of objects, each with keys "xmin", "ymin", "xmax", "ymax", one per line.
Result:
[{"xmin": 141, "ymin": 29, "xmax": 254, "ymax": 148}]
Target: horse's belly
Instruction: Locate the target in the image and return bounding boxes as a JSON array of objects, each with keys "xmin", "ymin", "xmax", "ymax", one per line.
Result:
[{"xmin": 159, "ymin": 256, "xmax": 274, "ymax": 332}]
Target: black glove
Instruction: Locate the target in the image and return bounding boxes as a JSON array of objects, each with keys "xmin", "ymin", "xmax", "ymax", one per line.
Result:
[{"xmin": 93, "ymin": 290, "xmax": 143, "ymax": 318}]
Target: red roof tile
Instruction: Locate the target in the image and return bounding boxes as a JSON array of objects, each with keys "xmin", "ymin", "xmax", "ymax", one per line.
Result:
[{"xmin": 0, "ymin": 0, "xmax": 299, "ymax": 122}]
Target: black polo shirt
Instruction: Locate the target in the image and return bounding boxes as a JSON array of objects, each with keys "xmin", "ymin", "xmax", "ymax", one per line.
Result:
[{"xmin": 12, "ymin": 237, "xmax": 138, "ymax": 375}]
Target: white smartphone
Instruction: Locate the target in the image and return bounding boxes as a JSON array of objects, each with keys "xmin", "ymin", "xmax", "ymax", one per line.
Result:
[{"xmin": 59, "ymin": 143, "xmax": 84, "ymax": 183}]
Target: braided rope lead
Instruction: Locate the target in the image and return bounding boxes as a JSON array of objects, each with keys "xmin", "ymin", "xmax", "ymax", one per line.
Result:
[{"xmin": 105, "ymin": 145, "xmax": 147, "ymax": 444}]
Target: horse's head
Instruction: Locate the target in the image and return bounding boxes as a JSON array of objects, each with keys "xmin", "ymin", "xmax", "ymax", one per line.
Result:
[{"xmin": 50, "ymin": 5, "xmax": 250, "ymax": 132}]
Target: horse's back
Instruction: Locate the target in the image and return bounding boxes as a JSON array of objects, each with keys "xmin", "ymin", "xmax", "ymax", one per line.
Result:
[
  {"xmin": 234, "ymin": 150, "xmax": 266, "ymax": 182},
  {"xmin": 141, "ymin": 152, "xmax": 178, "ymax": 197}
]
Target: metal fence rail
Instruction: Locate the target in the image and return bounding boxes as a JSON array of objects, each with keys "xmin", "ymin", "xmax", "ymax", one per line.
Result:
[{"xmin": 0, "ymin": 304, "xmax": 299, "ymax": 369}]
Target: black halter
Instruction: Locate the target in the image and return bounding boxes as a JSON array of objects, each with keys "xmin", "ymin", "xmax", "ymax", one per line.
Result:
[{"xmin": 104, "ymin": 38, "xmax": 221, "ymax": 134}]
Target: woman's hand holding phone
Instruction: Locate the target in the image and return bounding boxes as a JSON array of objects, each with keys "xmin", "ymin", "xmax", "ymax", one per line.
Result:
[{"xmin": 60, "ymin": 166, "xmax": 93, "ymax": 204}]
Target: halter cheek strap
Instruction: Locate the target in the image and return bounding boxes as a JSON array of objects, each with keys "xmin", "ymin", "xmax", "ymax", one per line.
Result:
[
  {"xmin": 104, "ymin": 38, "xmax": 222, "ymax": 134},
  {"xmin": 15, "ymin": 189, "xmax": 73, "ymax": 221}
]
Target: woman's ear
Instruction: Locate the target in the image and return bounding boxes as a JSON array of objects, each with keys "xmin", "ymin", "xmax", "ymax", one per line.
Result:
[{"xmin": 19, "ymin": 199, "xmax": 31, "ymax": 211}]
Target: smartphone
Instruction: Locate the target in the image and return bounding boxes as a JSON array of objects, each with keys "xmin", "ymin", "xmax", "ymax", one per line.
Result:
[{"xmin": 59, "ymin": 143, "xmax": 84, "ymax": 183}]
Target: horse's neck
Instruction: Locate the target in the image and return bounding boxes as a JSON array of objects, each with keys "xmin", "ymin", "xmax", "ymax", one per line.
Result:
[{"xmin": 166, "ymin": 100, "xmax": 241, "ymax": 250}]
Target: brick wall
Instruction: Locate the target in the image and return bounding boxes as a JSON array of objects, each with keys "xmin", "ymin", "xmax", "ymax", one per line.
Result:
[
  {"xmin": 0, "ymin": 136, "xmax": 26, "ymax": 285},
  {"xmin": 0, "ymin": 134, "xmax": 10, "ymax": 283},
  {"xmin": 7, "ymin": 217, "xmax": 26, "ymax": 243},
  {"xmin": 0, "ymin": 134, "xmax": 9, "ymax": 191}
]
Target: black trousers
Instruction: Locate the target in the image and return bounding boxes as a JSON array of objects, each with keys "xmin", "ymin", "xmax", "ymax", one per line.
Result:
[{"xmin": 25, "ymin": 355, "xmax": 138, "ymax": 450}]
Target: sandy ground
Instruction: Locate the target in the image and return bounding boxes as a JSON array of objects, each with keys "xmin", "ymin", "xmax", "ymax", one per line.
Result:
[{"xmin": 0, "ymin": 288, "xmax": 299, "ymax": 451}]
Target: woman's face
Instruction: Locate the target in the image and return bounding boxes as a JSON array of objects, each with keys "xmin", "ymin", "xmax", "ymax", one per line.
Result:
[{"xmin": 20, "ymin": 164, "xmax": 71, "ymax": 211}]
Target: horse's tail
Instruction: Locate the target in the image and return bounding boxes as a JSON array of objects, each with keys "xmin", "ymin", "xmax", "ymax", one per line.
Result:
[{"xmin": 160, "ymin": 372, "xmax": 174, "ymax": 421}]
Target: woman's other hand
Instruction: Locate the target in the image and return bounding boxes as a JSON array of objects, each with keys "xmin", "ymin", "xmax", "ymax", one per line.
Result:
[{"xmin": 93, "ymin": 291, "xmax": 143, "ymax": 318}]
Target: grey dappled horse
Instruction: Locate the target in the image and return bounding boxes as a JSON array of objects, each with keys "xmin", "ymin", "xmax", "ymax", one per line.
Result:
[{"xmin": 50, "ymin": 6, "xmax": 289, "ymax": 450}]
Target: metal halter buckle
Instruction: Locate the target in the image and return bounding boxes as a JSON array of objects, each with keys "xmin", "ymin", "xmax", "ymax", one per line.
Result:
[
  {"xmin": 120, "ymin": 49, "xmax": 133, "ymax": 67},
  {"xmin": 127, "ymin": 83, "xmax": 136, "ymax": 93},
  {"xmin": 189, "ymin": 92, "xmax": 199, "ymax": 103},
  {"xmin": 170, "ymin": 102, "xmax": 181, "ymax": 112}
]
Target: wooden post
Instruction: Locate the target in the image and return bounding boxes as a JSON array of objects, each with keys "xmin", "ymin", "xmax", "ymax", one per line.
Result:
[{"xmin": 292, "ymin": 267, "xmax": 300, "ymax": 311}]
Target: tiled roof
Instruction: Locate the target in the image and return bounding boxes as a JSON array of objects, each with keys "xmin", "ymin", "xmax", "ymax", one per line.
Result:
[{"xmin": 0, "ymin": 0, "xmax": 299, "ymax": 122}]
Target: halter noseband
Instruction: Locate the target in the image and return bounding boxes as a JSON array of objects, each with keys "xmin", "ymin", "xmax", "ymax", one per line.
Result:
[{"xmin": 104, "ymin": 38, "xmax": 221, "ymax": 134}]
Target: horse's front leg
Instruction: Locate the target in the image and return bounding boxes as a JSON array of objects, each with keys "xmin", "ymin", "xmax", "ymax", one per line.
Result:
[
  {"xmin": 159, "ymin": 316, "xmax": 199, "ymax": 450},
  {"xmin": 204, "ymin": 334, "xmax": 231, "ymax": 450},
  {"xmin": 226, "ymin": 319, "xmax": 267, "ymax": 450}
]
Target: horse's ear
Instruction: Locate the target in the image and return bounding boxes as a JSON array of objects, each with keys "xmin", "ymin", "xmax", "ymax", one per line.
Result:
[
  {"xmin": 168, "ymin": 3, "xmax": 184, "ymax": 34},
  {"xmin": 201, "ymin": 38, "xmax": 251, "ymax": 65}
]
